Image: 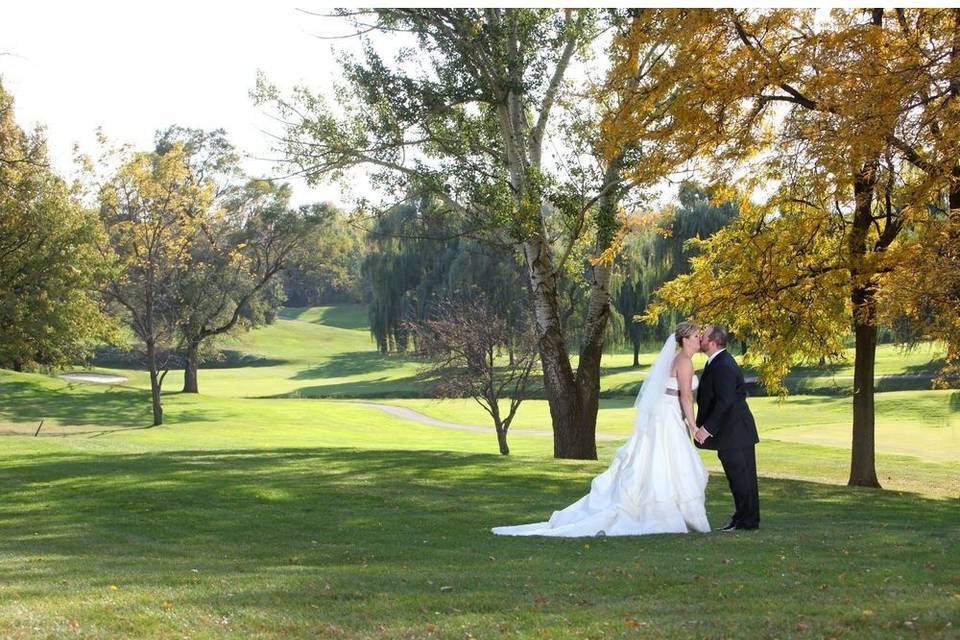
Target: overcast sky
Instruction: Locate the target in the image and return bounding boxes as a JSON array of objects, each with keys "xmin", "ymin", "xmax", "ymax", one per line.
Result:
[{"xmin": 0, "ymin": 1, "xmax": 362, "ymax": 206}]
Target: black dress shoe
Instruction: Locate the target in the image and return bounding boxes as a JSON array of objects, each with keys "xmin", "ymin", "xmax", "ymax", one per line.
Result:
[{"xmin": 718, "ymin": 523, "xmax": 759, "ymax": 532}]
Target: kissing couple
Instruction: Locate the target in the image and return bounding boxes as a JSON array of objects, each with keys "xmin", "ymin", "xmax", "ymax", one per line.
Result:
[{"xmin": 493, "ymin": 323, "xmax": 760, "ymax": 537}]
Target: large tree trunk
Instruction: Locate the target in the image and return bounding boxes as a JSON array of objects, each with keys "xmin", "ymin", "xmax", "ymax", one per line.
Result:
[
  {"xmin": 632, "ymin": 341, "xmax": 641, "ymax": 368},
  {"xmin": 849, "ymin": 311, "xmax": 880, "ymax": 487},
  {"xmin": 524, "ymin": 237, "xmax": 587, "ymax": 458},
  {"xmin": 568, "ymin": 157, "xmax": 625, "ymax": 460},
  {"xmin": 572, "ymin": 262, "xmax": 612, "ymax": 460},
  {"xmin": 146, "ymin": 341, "xmax": 163, "ymax": 427},
  {"xmin": 182, "ymin": 340, "xmax": 199, "ymax": 393}
]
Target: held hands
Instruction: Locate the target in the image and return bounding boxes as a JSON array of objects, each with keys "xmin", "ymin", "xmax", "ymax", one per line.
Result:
[{"xmin": 693, "ymin": 426, "xmax": 712, "ymax": 445}]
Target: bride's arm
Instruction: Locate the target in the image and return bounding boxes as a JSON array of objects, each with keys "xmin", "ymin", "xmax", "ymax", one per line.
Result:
[{"xmin": 675, "ymin": 358, "xmax": 698, "ymax": 439}]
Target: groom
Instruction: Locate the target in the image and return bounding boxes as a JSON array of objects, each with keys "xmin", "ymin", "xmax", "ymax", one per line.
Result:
[{"xmin": 693, "ymin": 325, "xmax": 760, "ymax": 531}]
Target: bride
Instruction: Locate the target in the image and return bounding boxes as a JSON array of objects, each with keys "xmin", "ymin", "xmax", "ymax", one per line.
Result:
[{"xmin": 492, "ymin": 322, "xmax": 710, "ymax": 536}]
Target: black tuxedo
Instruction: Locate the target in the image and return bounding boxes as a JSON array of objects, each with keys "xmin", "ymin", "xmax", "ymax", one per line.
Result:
[{"xmin": 695, "ymin": 349, "xmax": 760, "ymax": 529}]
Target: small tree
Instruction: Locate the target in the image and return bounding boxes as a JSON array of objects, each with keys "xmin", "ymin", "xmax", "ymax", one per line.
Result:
[
  {"xmin": 409, "ymin": 297, "xmax": 538, "ymax": 455},
  {"xmin": 99, "ymin": 144, "xmax": 200, "ymax": 425}
]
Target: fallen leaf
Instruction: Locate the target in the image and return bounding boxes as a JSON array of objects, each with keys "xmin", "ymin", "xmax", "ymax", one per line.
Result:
[
  {"xmin": 795, "ymin": 622, "xmax": 809, "ymax": 631},
  {"xmin": 426, "ymin": 623, "xmax": 437, "ymax": 634},
  {"xmin": 160, "ymin": 601, "xmax": 174, "ymax": 610},
  {"xmin": 440, "ymin": 585, "xmax": 453, "ymax": 593},
  {"xmin": 862, "ymin": 609, "xmax": 874, "ymax": 617},
  {"xmin": 624, "ymin": 618, "xmax": 647, "ymax": 628},
  {"xmin": 109, "ymin": 585, "xmax": 118, "ymax": 591}
]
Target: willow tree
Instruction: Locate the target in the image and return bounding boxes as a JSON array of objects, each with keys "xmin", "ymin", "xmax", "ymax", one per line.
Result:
[
  {"xmin": 625, "ymin": 9, "xmax": 960, "ymax": 487},
  {"xmin": 614, "ymin": 182, "xmax": 739, "ymax": 366}
]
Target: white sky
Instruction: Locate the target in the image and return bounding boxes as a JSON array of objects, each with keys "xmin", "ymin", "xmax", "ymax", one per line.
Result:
[
  {"xmin": 0, "ymin": 2, "xmax": 797, "ymax": 212},
  {"xmin": 0, "ymin": 1, "xmax": 359, "ymax": 207}
]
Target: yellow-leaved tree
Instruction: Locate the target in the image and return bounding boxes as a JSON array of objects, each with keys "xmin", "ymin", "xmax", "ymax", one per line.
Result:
[
  {"xmin": 605, "ymin": 8, "xmax": 960, "ymax": 487},
  {"xmin": 99, "ymin": 143, "xmax": 206, "ymax": 426}
]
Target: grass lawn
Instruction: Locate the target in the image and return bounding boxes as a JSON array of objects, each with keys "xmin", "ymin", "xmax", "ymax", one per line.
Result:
[
  {"xmin": 1, "ymin": 305, "xmax": 957, "ymax": 638},
  {"xmin": 384, "ymin": 390, "xmax": 960, "ymax": 465},
  {"xmin": 0, "ymin": 430, "xmax": 956, "ymax": 638}
]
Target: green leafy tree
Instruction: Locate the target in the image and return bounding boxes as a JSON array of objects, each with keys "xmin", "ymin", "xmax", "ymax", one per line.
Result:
[
  {"xmin": 174, "ymin": 174, "xmax": 317, "ymax": 393},
  {"xmin": 0, "ymin": 82, "xmax": 113, "ymax": 371},
  {"xmin": 257, "ymin": 9, "xmax": 645, "ymax": 459},
  {"xmin": 283, "ymin": 205, "xmax": 364, "ymax": 306}
]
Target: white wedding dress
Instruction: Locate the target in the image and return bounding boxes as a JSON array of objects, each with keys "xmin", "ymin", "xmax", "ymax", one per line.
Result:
[{"xmin": 492, "ymin": 338, "xmax": 710, "ymax": 537}]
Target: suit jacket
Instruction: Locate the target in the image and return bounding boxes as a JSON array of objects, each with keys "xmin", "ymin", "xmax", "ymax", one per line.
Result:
[{"xmin": 695, "ymin": 349, "xmax": 759, "ymax": 451}]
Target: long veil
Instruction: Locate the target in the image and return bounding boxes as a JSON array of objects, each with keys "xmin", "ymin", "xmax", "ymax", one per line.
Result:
[{"xmin": 632, "ymin": 335, "xmax": 678, "ymax": 434}]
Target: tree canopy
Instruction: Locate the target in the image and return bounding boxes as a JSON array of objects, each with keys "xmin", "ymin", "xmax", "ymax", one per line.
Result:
[{"xmin": 0, "ymin": 82, "xmax": 113, "ymax": 371}]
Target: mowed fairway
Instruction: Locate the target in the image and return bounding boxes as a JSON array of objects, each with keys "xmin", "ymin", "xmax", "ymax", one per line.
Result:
[{"xmin": 1, "ymin": 306, "xmax": 958, "ymax": 639}]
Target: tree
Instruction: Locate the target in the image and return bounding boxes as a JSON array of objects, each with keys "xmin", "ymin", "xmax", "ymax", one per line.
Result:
[
  {"xmin": 99, "ymin": 144, "xmax": 201, "ymax": 425},
  {"xmin": 175, "ymin": 176, "xmax": 317, "ymax": 393},
  {"xmin": 362, "ymin": 194, "xmax": 531, "ymax": 357},
  {"xmin": 257, "ymin": 8, "xmax": 667, "ymax": 459},
  {"xmin": 630, "ymin": 9, "xmax": 960, "ymax": 487},
  {"xmin": 362, "ymin": 195, "xmax": 463, "ymax": 353},
  {"xmin": 283, "ymin": 205, "xmax": 364, "ymax": 307},
  {"xmin": 878, "ymin": 206, "xmax": 960, "ymax": 386},
  {"xmin": 409, "ymin": 296, "xmax": 538, "ymax": 455},
  {"xmin": 0, "ymin": 82, "xmax": 113, "ymax": 371}
]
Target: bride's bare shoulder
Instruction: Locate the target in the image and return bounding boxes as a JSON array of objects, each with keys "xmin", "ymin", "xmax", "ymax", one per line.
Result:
[{"xmin": 672, "ymin": 354, "xmax": 694, "ymax": 375}]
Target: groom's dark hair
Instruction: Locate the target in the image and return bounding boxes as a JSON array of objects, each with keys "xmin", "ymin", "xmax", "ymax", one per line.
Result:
[{"xmin": 705, "ymin": 325, "xmax": 728, "ymax": 347}]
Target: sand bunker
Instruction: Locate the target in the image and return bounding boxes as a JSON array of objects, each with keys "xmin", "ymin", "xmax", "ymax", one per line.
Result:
[{"xmin": 59, "ymin": 372, "xmax": 128, "ymax": 384}]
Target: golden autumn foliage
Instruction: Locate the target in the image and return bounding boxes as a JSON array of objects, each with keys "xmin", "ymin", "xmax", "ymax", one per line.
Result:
[{"xmin": 603, "ymin": 8, "xmax": 960, "ymax": 486}]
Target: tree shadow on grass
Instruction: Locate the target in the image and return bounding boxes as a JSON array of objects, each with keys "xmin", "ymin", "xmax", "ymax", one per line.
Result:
[
  {"xmin": 1, "ymin": 447, "xmax": 955, "ymax": 553},
  {"xmin": 267, "ymin": 377, "xmax": 428, "ymax": 399},
  {"xmin": 0, "ymin": 378, "xmax": 216, "ymax": 430},
  {"xmin": 903, "ymin": 357, "xmax": 947, "ymax": 376},
  {"xmin": 291, "ymin": 351, "xmax": 416, "ymax": 380},
  {"xmin": 0, "ymin": 447, "xmax": 955, "ymax": 635},
  {"xmin": 90, "ymin": 347, "xmax": 288, "ymax": 370},
  {"xmin": 280, "ymin": 305, "xmax": 368, "ymax": 330}
]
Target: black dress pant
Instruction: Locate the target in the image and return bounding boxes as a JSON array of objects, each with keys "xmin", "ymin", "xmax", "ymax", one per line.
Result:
[{"xmin": 718, "ymin": 445, "xmax": 760, "ymax": 528}]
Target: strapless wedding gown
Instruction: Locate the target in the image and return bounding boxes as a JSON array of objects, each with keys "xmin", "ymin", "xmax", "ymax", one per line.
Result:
[{"xmin": 492, "ymin": 375, "xmax": 710, "ymax": 536}]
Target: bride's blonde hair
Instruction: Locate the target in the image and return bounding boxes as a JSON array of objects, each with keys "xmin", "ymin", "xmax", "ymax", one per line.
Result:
[{"xmin": 674, "ymin": 321, "xmax": 699, "ymax": 347}]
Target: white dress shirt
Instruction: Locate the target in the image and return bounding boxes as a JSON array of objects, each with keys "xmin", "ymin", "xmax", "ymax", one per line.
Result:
[{"xmin": 706, "ymin": 348, "xmax": 726, "ymax": 366}]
